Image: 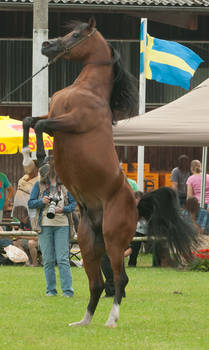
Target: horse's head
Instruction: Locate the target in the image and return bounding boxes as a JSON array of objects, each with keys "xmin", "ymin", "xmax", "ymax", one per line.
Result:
[{"xmin": 41, "ymin": 17, "xmax": 97, "ymax": 60}]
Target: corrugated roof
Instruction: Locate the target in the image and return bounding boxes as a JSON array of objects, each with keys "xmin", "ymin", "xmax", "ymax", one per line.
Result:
[{"xmin": 0, "ymin": 0, "xmax": 208, "ymax": 7}]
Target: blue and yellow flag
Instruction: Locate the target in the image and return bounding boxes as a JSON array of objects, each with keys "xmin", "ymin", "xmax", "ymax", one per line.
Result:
[{"xmin": 140, "ymin": 23, "xmax": 203, "ymax": 90}]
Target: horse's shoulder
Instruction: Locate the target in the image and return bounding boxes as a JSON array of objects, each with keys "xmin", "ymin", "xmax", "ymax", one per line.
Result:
[{"xmin": 50, "ymin": 87, "xmax": 70, "ymax": 102}]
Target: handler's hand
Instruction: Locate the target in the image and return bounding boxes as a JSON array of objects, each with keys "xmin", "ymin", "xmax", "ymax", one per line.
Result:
[
  {"xmin": 55, "ymin": 207, "xmax": 63, "ymax": 214},
  {"xmin": 42, "ymin": 196, "xmax": 50, "ymax": 204}
]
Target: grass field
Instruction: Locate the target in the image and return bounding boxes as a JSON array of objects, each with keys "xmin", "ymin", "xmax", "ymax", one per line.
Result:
[{"xmin": 0, "ymin": 254, "xmax": 208, "ymax": 350}]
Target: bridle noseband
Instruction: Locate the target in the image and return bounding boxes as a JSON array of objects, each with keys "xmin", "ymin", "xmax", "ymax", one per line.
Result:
[{"xmin": 54, "ymin": 28, "xmax": 97, "ymax": 61}]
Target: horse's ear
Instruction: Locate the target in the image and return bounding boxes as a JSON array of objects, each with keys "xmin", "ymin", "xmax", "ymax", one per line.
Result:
[{"xmin": 88, "ymin": 17, "xmax": 96, "ymax": 31}]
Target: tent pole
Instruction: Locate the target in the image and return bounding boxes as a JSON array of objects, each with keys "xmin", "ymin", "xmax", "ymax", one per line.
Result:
[
  {"xmin": 137, "ymin": 18, "xmax": 147, "ymax": 192},
  {"xmin": 200, "ymin": 146, "xmax": 207, "ymax": 208}
]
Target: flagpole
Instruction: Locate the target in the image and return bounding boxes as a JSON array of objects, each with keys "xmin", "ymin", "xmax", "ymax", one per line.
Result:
[{"xmin": 137, "ymin": 18, "xmax": 147, "ymax": 191}]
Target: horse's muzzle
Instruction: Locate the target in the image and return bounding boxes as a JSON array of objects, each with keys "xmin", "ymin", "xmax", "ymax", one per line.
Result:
[{"xmin": 41, "ymin": 39, "xmax": 64, "ymax": 58}]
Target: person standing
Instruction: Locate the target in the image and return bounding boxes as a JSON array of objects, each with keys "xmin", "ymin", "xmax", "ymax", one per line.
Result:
[
  {"xmin": 186, "ymin": 159, "xmax": 209, "ymax": 208},
  {"xmin": 171, "ymin": 154, "xmax": 190, "ymax": 207},
  {"xmin": 0, "ymin": 172, "xmax": 14, "ymax": 222},
  {"xmin": 28, "ymin": 157, "xmax": 76, "ymax": 297}
]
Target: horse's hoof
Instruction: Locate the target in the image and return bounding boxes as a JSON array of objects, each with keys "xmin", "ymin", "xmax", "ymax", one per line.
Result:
[
  {"xmin": 105, "ymin": 321, "xmax": 117, "ymax": 328},
  {"xmin": 22, "ymin": 146, "xmax": 30, "ymax": 155},
  {"xmin": 68, "ymin": 321, "xmax": 89, "ymax": 327}
]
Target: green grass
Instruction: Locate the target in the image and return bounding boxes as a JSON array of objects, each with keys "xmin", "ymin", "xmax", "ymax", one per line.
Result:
[{"xmin": 0, "ymin": 254, "xmax": 208, "ymax": 350}]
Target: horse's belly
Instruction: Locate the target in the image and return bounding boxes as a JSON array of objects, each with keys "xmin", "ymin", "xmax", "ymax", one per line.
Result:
[{"xmin": 53, "ymin": 131, "xmax": 121, "ymax": 205}]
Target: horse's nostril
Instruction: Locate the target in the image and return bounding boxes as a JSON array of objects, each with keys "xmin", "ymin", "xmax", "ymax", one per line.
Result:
[{"xmin": 43, "ymin": 41, "xmax": 50, "ymax": 48}]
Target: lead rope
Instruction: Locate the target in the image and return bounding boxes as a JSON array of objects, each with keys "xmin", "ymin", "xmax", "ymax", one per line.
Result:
[
  {"xmin": 0, "ymin": 53, "xmax": 64, "ymax": 104},
  {"xmin": 0, "ymin": 28, "xmax": 97, "ymax": 104}
]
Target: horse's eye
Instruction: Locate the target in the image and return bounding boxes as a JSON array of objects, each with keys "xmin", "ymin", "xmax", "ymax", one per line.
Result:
[{"xmin": 73, "ymin": 32, "xmax": 80, "ymax": 39}]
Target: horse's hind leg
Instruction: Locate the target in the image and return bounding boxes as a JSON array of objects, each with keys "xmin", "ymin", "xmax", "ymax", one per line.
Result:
[
  {"xmin": 104, "ymin": 248, "xmax": 128, "ymax": 328},
  {"xmin": 69, "ymin": 216, "xmax": 105, "ymax": 327},
  {"xmin": 69, "ymin": 260, "xmax": 104, "ymax": 327},
  {"xmin": 103, "ymin": 188, "xmax": 137, "ymax": 328}
]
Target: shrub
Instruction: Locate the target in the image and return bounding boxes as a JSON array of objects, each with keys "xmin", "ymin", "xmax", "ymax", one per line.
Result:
[{"xmin": 188, "ymin": 249, "xmax": 209, "ymax": 271}]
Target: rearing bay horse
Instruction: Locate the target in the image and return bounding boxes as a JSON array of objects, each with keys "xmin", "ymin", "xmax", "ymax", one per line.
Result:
[{"xmin": 23, "ymin": 18, "xmax": 196, "ymax": 328}]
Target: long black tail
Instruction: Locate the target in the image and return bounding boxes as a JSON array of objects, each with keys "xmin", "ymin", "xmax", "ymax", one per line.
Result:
[{"xmin": 137, "ymin": 187, "xmax": 198, "ymax": 262}]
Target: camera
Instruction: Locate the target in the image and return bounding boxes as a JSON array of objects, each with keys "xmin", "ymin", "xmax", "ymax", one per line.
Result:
[{"xmin": 47, "ymin": 193, "xmax": 60, "ymax": 219}]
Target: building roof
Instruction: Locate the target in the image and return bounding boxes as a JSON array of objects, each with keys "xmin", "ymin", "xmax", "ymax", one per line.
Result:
[{"xmin": 0, "ymin": 0, "xmax": 208, "ymax": 7}]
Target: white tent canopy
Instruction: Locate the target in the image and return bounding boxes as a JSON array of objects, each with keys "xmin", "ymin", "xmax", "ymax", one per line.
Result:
[{"xmin": 113, "ymin": 78, "xmax": 209, "ymax": 147}]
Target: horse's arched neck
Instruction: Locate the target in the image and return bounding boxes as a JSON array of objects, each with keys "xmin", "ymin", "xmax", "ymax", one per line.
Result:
[
  {"xmin": 75, "ymin": 60, "xmax": 113, "ymax": 99},
  {"xmin": 83, "ymin": 60, "xmax": 112, "ymax": 67},
  {"xmin": 82, "ymin": 33, "xmax": 112, "ymax": 67},
  {"xmin": 70, "ymin": 33, "xmax": 113, "ymax": 99},
  {"xmin": 82, "ymin": 54, "xmax": 112, "ymax": 68}
]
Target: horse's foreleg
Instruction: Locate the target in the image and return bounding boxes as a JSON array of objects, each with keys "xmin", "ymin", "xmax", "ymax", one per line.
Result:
[
  {"xmin": 22, "ymin": 116, "xmax": 37, "ymax": 149},
  {"xmin": 22, "ymin": 116, "xmax": 38, "ymax": 167},
  {"xmin": 34, "ymin": 119, "xmax": 50, "ymax": 168},
  {"xmin": 22, "ymin": 115, "xmax": 49, "ymax": 168},
  {"xmin": 69, "ymin": 260, "xmax": 104, "ymax": 327}
]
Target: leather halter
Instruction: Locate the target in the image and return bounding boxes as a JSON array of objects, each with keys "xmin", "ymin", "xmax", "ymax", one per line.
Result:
[{"xmin": 53, "ymin": 28, "xmax": 97, "ymax": 62}]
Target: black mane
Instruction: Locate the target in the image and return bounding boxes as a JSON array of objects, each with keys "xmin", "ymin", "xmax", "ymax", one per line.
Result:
[{"xmin": 109, "ymin": 44, "xmax": 139, "ymax": 124}]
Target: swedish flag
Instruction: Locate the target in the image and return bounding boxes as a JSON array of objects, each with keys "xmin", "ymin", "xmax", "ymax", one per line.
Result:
[{"xmin": 140, "ymin": 23, "xmax": 203, "ymax": 90}]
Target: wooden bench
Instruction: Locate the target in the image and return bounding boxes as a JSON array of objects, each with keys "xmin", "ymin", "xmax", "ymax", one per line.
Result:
[
  {"xmin": 0, "ymin": 231, "xmax": 156, "ymax": 266},
  {"xmin": 0, "ymin": 231, "xmax": 83, "ymax": 264},
  {"xmin": 0, "ymin": 221, "xmax": 20, "ymax": 227}
]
